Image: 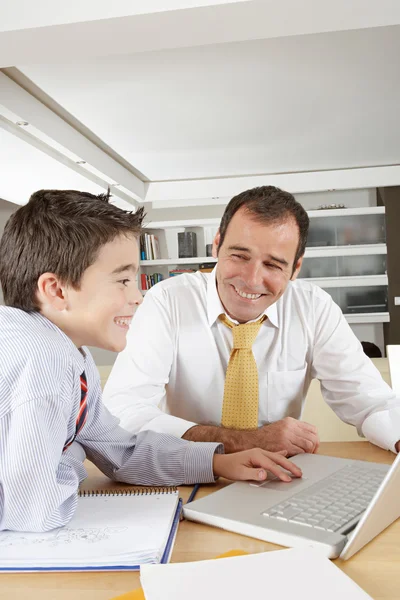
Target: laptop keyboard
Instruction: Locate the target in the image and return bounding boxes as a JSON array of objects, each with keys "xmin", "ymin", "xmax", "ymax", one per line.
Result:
[{"xmin": 262, "ymin": 463, "xmax": 386, "ymax": 533}]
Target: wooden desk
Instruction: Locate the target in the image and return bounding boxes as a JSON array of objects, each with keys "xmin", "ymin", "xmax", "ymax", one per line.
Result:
[{"xmin": 1, "ymin": 443, "xmax": 398, "ymax": 600}]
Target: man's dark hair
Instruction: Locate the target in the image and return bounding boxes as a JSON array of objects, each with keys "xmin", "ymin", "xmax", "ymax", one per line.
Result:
[
  {"xmin": 218, "ymin": 186, "xmax": 309, "ymax": 268},
  {"xmin": 0, "ymin": 189, "xmax": 145, "ymax": 312}
]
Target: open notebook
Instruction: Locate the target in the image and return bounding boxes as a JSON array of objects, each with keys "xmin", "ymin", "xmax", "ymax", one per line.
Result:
[{"xmin": 0, "ymin": 487, "xmax": 182, "ymax": 572}]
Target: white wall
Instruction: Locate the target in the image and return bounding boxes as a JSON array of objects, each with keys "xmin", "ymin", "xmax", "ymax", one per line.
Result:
[{"xmin": 89, "ymin": 347, "xmax": 117, "ymax": 366}]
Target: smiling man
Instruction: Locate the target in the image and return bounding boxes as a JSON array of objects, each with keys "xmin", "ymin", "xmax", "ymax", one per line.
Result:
[{"xmin": 104, "ymin": 186, "xmax": 400, "ymax": 456}]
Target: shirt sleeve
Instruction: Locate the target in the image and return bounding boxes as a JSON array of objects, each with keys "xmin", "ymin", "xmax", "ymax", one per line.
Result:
[
  {"xmin": 0, "ymin": 394, "xmax": 88, "ymax": 532},
  {"xmin": 311, "ymin": 293, "xmax": 400, "ymax": 452},
  {"xmin": 77, "ymin": 392, "xmax": 223, "ymax": 486},
  {"xmin": 103, "ymin": 288, "xmax": 197, "ymax": 438}
]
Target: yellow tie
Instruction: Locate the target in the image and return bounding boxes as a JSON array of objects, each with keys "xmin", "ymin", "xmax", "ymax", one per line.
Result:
[{"xmin": 219, "ymin": 314, "xmax": 266, "ymax": 430}]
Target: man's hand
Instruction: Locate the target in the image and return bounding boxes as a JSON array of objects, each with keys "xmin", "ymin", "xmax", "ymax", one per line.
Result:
[
  {"xmin": 183, "ymin": 418, "xmax": 319, "ymax": 456},
  {"xmin": 213, "ymin": 448, "xmax": 302, "ymax": 482},
  {"xmin": 253, "ymin": 418, "xmax": 320, "ymax": 456}
]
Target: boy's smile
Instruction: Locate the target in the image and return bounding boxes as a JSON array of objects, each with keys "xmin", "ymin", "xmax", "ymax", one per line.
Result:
[{"xmin": 114, "ymin": 316, "xmax": 134, "ymax": 329}]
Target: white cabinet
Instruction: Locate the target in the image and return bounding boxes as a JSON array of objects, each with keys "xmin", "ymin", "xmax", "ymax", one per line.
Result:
[
  {"xmin": 140, "ymin": 206, "xmax": 388, "ymax": 324},
  {"xmin": 301, "ymin": 207, "xmax": 388, "ymax": 323}
]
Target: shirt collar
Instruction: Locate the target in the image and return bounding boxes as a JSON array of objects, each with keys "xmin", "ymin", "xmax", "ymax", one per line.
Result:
[
  {"xmin": 31, "ymin": 311, "xmax": 86, "ymax": 373},
  {"xmin": 206, "ymin": 266, "xmax": 279, "ymax": 328}
]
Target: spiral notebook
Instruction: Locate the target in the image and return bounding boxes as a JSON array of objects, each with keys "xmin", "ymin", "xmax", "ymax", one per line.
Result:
[{"xmin": 0, "ymin": 487, "xmax": 182, "ymax": 572}]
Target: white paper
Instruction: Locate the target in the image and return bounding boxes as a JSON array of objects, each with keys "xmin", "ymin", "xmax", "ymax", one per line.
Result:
[{"xmin": 140, "ymin": 548, "xmax": 373, "ymax": 600}]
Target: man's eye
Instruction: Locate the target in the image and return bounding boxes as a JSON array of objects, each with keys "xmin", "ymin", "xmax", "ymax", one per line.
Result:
[
  {"xmin": 265, "ymin": 263, "xmax": 280, "ymax": 270},
  {"xmin": 232, "ymin": 254, "xmax": 244, "ymax": 260}
]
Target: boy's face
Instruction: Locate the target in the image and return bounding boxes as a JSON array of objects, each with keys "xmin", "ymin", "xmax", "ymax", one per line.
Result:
[{"xmin": 64, "ymin": 234, "xmax": 143, "ymax": 352}]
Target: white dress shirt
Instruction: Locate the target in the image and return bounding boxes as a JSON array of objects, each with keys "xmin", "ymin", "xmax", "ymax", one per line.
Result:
[{"xmin": 103, "ymin": 268, "xmax": 400, "ymax": 452}]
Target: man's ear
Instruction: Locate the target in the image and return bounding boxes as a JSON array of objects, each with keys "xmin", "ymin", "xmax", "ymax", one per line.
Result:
[
  {"xmin": 290, "ymin": 256, "xmax": 304, "ymax": 281},
  {"xmin": 212, "ymin": 229, "xmax": 221, "ymax": 258},
  {"xmin": 37, "ymin": 273, "xmax": 68, "ymax": 311}
]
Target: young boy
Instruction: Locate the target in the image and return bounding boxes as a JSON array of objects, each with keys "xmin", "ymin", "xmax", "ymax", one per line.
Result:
[{"xmin": 0, "ymin": 189, "xmax": 301, "ymax": 532}]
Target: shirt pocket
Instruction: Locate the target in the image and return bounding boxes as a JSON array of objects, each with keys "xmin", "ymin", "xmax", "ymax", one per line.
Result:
[{"xmin": 265, "ymin": 366, "xmax": 308, "ymax": 424}]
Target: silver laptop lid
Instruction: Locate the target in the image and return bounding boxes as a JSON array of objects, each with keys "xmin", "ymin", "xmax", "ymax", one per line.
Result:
[{"xmin": 340, "ymin": 451, "xmax": 400, "ymax": 560}]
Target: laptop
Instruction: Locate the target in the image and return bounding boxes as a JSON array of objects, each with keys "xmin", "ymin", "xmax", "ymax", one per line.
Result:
[{"xmin": 183, "ymin": 452, "xmax": 400, "ymax": 559}]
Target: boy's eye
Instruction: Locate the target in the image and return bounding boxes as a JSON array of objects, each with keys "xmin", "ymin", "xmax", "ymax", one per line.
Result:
[{"xmin": 118, "ymin": 279, "xmax": 130, "ymax": 286}]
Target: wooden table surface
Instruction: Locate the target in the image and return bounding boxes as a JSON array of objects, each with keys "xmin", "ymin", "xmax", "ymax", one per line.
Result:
[{"xmin": 1, "ymin": 442, "xmax": 398, "ymax": 600}]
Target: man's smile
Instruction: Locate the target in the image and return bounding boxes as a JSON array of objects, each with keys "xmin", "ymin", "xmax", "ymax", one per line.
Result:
[{"xmin": 233, "ymin": 285, "xmax": 264, "ymax": 300}]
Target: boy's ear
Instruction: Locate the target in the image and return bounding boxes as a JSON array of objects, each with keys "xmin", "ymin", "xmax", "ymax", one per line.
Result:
[
  {"xmin": 212, "ymin": 229, "xmax": 221, "ymax": 258},
  {"xmin": 37, "ymin": 273, "xmax": 68, "ymax": 311}
]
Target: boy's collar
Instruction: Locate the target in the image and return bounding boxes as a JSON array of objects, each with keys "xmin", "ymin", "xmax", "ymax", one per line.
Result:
[{"xmin": 32, "ymin": 311, "xmax": 86, "ymax": 372}]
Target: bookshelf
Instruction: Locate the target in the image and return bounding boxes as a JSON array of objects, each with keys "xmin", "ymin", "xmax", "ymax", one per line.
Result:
[{"xmin": 139, "ymin": 204, "xmax": 388, "ymax": 326}]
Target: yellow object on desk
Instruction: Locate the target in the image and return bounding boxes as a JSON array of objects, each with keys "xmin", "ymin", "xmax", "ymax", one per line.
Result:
[{"xmin": 111, "ymin": 550, "xmax": 249, "ymax": 600}]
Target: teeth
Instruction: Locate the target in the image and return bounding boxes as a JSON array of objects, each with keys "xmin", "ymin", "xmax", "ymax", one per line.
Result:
[
  {"xmin": 114, "ymin": 317, "xmax": 132, "ymax": 326},
  {"xmin": 234, "ymin": 287, "xmax": 262, "ymax": 300}
]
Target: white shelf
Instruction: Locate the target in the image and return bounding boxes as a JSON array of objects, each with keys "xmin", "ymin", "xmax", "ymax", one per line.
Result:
[
  {"xmin": 144, "ymin": 218, "xmax": 220, "ymax": 229},
  {"xmin": 300, "ymin": 275, "xmax": 388, "ymax": 288},
  {"xmin": 140, "ymin": 256, "xmax": 217, "ymax": 266},
  {"xmin": 304, "ymin": 244, "xmax": 386, "ymax": 258},
  {"xmin": 344, "ymin": 312, "xmax": 389, "ymax": 324},
  {"xmin": 144, "ymin": 206, "xmax": 385, "ymax": 230},
  {"xmin": 140, "ymin": 246, "xmax": 387, "ymax": 265},
  {"xmin": 307, "ymin": 206, "xmax": 385, "ymax": 218}
]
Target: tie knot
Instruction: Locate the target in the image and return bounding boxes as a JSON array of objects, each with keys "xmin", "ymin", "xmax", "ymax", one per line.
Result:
[
  {"xmin": 232, "ymin": 322, "xmax": 263, "ymax": 349},
  {"xmin": 219, "ymin": 314, "xmax": 266, "ymax": 349}
]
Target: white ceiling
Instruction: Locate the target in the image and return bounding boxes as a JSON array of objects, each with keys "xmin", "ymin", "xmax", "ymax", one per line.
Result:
[
  {"xmin": 19, "ymin": 25, "xmax": 400, "ymax": 181},
  {"xmin": 0, "ymin": 1, "xmax": 400, "ymax": 206},
  {"xmin": 0, "ymin": 128, "xmax": 106, "ymax": 205},
  {"xmin": 0, "ymin": 0, "xmax": 245, "ymax": 32},
  {"xmin": 2, "ymin": 0, "xmax": 400, "ymax": 64}
]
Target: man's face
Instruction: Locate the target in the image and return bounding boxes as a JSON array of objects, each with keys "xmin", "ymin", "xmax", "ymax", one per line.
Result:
[
  {"xmin": 213, "ymin": 207, "xmax": 303, "ymax": 323},
  {"xmin": 63, "ymin": 234, "xmax": 143, "ymax": 351}
]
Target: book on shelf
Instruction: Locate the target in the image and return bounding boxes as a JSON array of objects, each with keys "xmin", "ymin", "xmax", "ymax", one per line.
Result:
[
  {"xmin": 141, "ymin": 272, "xmax": 164, "ymax": 290},
  {"xmin": 0, "ymin": 487, "xmax": 182, "ymax": 573},
  {"xmin": 198, "ymin": 262, "xmax": 216, "ymax": 273},
  {"xmin": 140, "ymin": 233, "xmax": 161, "ymax": 260},
  {"xmin": 178, "ymin": 231, "xmax": 197, "ymax": 258}
]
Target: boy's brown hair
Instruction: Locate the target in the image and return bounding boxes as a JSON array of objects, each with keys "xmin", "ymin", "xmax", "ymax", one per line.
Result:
[{"xmin": 0, "ymin": 189, "xmax": 145, "ymax": 312}]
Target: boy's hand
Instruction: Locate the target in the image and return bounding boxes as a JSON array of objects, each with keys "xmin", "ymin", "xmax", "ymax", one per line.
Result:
[{"xmin": 213, "ymin": 448, "xmax": 302, "ymax": 482}]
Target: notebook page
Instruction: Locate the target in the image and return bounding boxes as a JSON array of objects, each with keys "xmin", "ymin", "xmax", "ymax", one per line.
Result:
[
  {"xmin": 140, "ymin": 547, "xmax": 372, "ymax": 600},
  {"xmin": 0, "ymin": 491, "xmax": 178, "ymax": 567}
]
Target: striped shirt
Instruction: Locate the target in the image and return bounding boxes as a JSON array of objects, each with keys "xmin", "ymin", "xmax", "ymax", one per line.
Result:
[{"xmin": 0, "ymin": 307, "xmax": 222, "ymax": 532}]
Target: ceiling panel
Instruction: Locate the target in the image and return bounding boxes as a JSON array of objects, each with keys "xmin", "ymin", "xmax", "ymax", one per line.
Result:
[
  {"xmin": 19, "ymin": 25, "xmax": 400, "ymax": 181},
  {"xmin": 0, "ymin": 128, "xmax": 107, "ymax": 205},
  {"xmin": 0, "ymin": 0, "xmax": 243, "ymax": 32}
]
